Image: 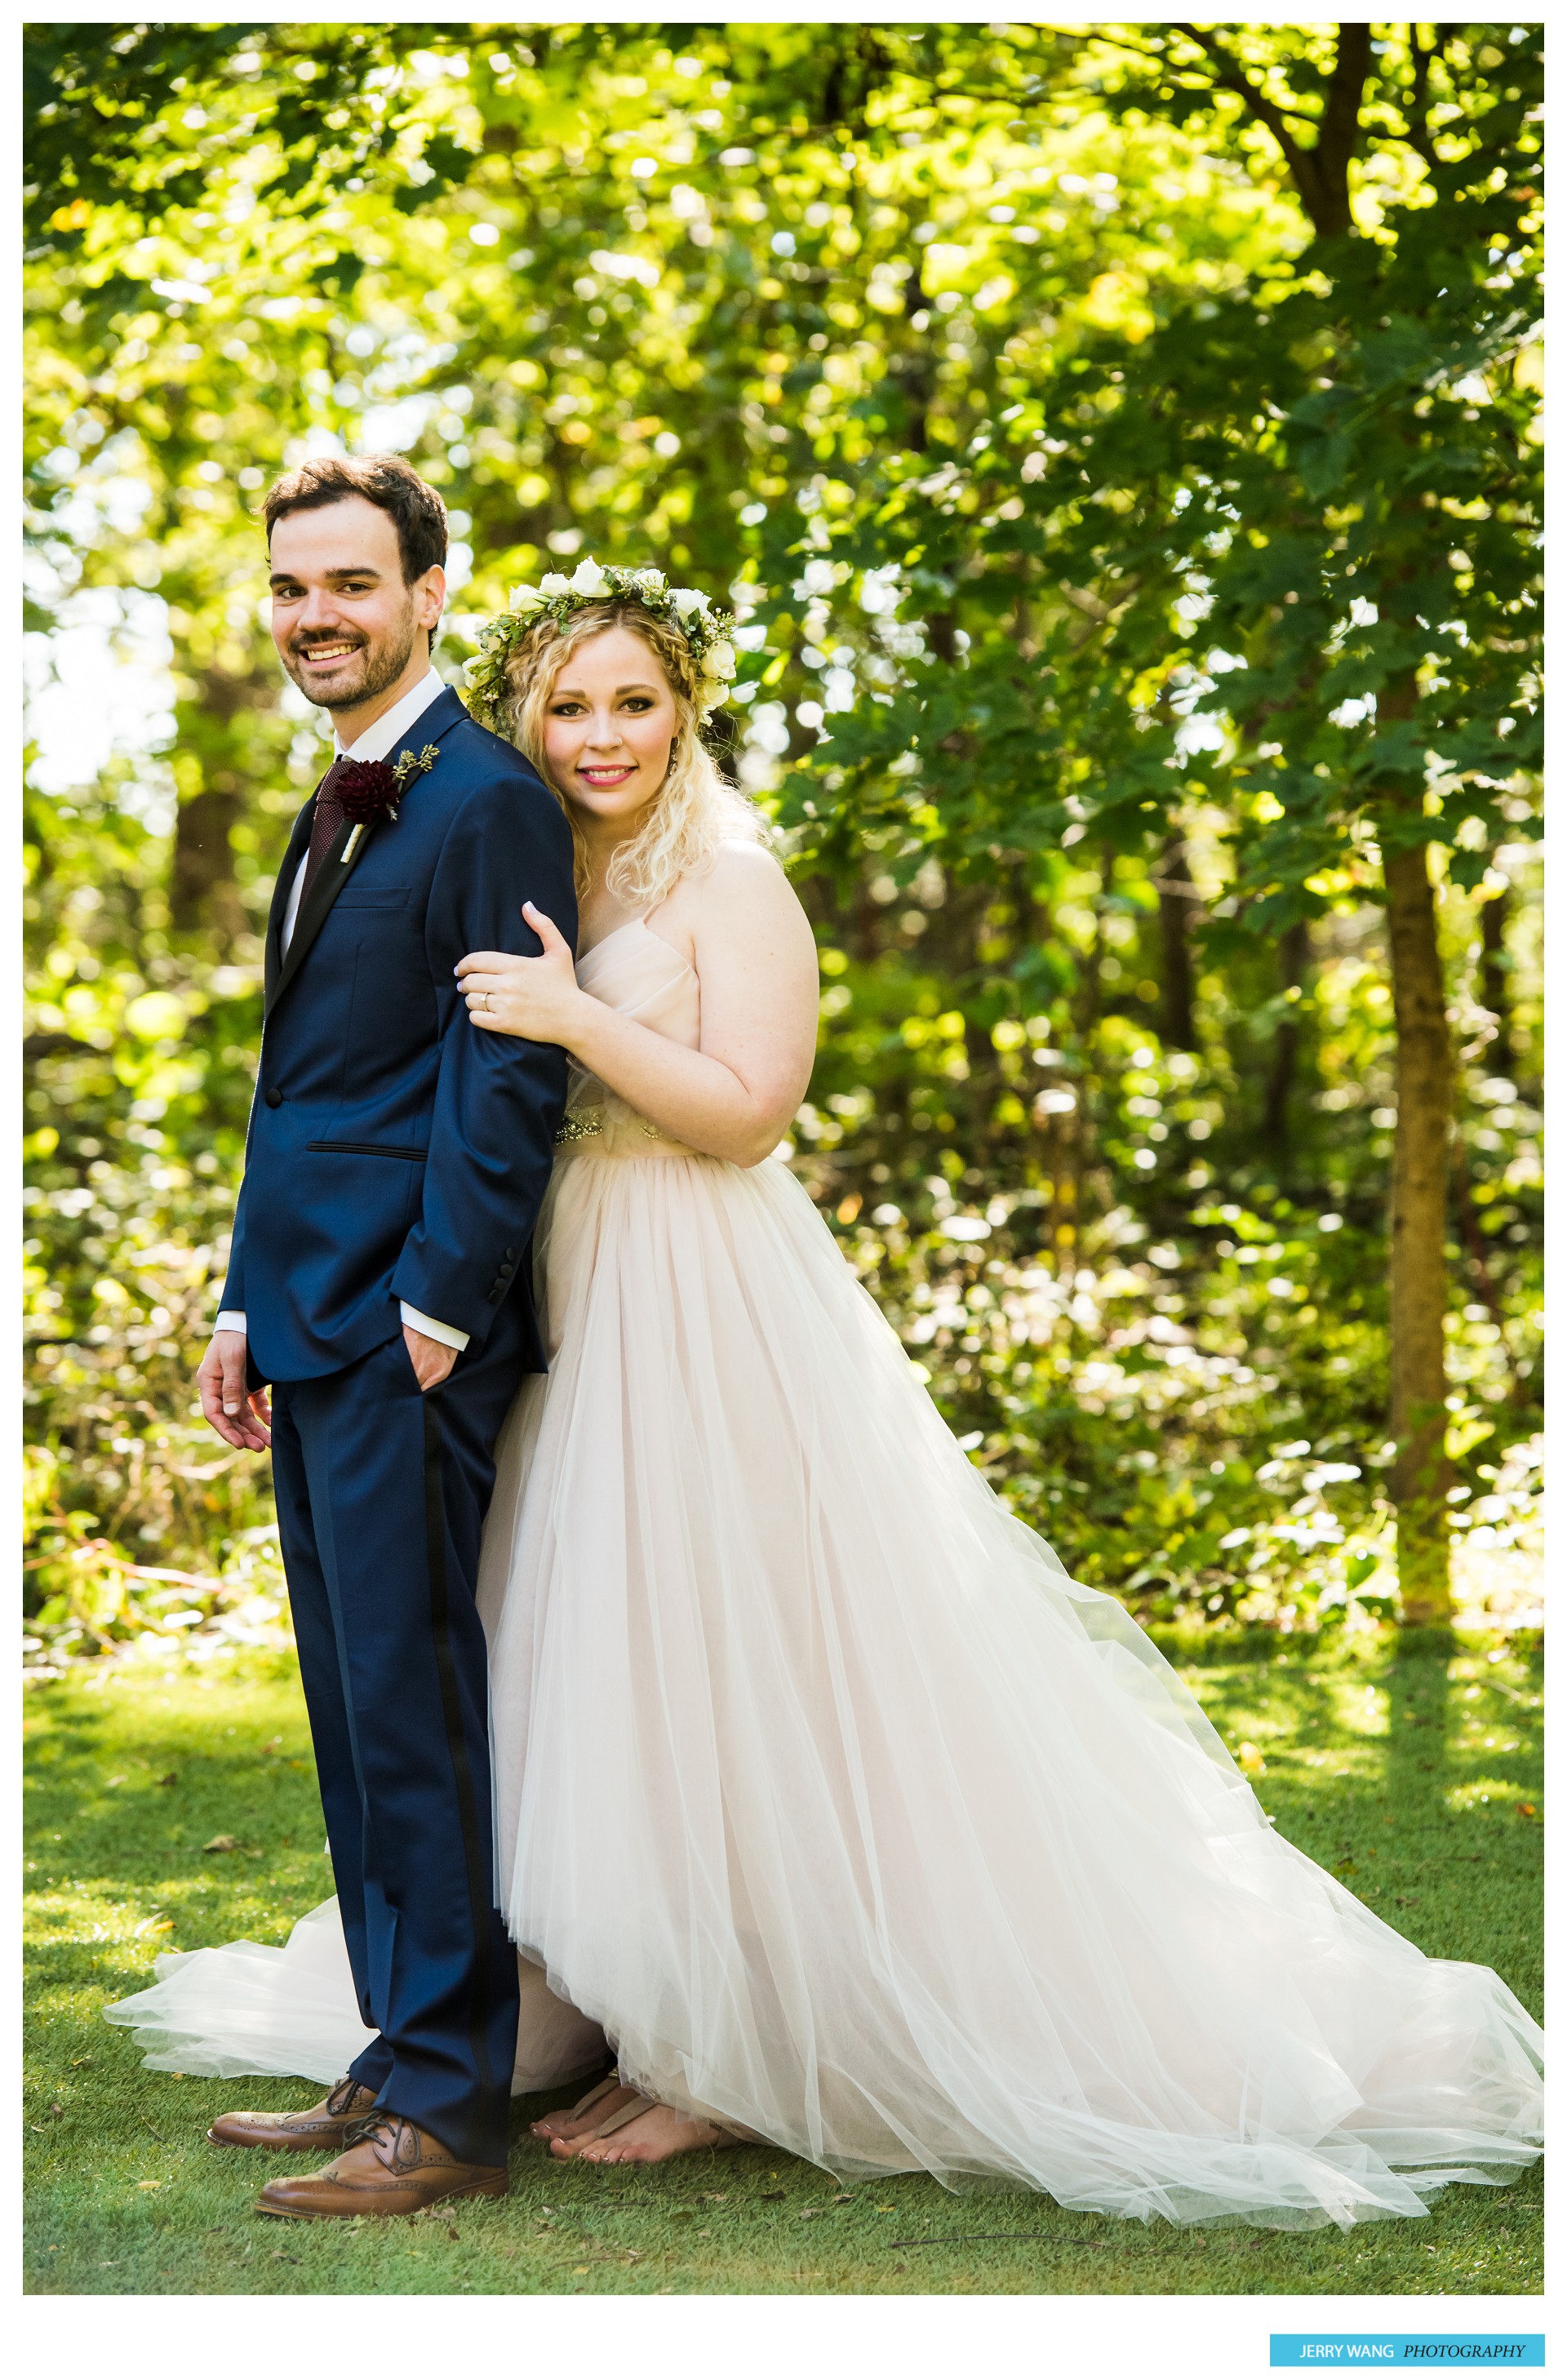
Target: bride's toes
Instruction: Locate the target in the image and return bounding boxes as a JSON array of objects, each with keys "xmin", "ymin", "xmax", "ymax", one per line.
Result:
[
  {"xmin": 533, "ymin": 2083, "xmax": 639, "ymax": 2149},
  {"xmin": 578, "ymin": 2102, "xmax": 730, "ymax": 2165}
]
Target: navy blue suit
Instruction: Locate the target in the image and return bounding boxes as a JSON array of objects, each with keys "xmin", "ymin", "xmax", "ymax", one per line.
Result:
[{"xmin": 229, "ymin": 683, "xmax": 575, "ymax": 2164}]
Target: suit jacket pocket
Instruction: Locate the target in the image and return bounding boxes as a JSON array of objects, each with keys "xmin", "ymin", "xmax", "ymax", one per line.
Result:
[{"xmin": 305, "ymin": 1139, "xmax": 428, "ymax": 1161}]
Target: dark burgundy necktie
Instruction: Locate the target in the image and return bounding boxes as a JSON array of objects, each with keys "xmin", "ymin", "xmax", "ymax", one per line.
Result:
[{"xmin": 299, "ymin": 754, "xmax": 353, "ymax": 908}]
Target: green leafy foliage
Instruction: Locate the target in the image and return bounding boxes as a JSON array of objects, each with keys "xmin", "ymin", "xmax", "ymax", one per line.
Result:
[{"xmin": 24, "ymin": 24, "xmax": 1542, "ymax": 1655}]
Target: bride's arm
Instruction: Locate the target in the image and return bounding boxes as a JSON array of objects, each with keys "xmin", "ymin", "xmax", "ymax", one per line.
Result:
[{"xmin": 455, "ymin": 844, "xmax": 819, "ymax": 1167}]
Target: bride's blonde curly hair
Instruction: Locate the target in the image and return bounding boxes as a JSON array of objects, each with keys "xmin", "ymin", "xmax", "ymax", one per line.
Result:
[{"xmin": 499, "ymin": 602, "xmax": 766, "ymax": 911}]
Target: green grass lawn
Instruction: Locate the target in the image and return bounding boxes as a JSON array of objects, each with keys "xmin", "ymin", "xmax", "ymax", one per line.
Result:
[{"xmin": 24, "ymin": 1633, "xmax": 1543, "ymax": 2298}]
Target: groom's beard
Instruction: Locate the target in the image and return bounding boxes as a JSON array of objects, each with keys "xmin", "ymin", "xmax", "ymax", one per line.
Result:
[{"xmin": 285, "ymin": 611, "xmax": 422, "ymax": 714}]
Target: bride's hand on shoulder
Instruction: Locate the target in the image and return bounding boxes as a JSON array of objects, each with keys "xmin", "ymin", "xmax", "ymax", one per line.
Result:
[{"xmin": 457, "ymin": 903, "xmax": 585, "ymax": 1046}]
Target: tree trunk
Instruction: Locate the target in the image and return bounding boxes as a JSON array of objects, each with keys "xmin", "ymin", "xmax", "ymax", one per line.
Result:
[
  {"xmin": 1384, "ymin": 834, "xmax": 1453, "ymax": 1625},
  {"xmin": 171, "ymin": 786, "xmax": 246, "ymax": 935},
  {"xmin": 1479, "ymin": 878, "xmax": 1512, "ymax": 1063},
  {"xmin": 1154, "ymin": 833, "xmax": 1198, "ymax": 1050},
  {"xmin": 1262, "ymin": 918, "xmax": 1312, "ymax": 1151}
]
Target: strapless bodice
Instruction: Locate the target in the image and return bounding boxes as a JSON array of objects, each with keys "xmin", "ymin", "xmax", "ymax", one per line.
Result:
[{"xmin": 556, "ymin": 917, "xmax": 703, "ymax": 1160}]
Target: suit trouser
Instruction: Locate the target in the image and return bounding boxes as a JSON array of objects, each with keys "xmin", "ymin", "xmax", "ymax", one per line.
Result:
[{"xmin": 269, "ymin": 1308, "xmax": 528, "ymax": 2167}]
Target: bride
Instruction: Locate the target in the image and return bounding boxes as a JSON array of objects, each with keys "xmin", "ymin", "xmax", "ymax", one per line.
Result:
[{"xmin": 109, "ymin": 564, "xmax": 1543, "ymax": 2230}]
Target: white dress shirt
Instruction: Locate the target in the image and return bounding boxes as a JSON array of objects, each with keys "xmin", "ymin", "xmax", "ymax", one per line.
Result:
[{"xmin": 216, "ymin": 666, "xmax": 470, "ymax": 1353}]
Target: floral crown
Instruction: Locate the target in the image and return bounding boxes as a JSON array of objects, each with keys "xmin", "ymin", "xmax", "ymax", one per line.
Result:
[{"xmin": 463, "ymin": 557, "xmax": 739, "ymax": 733}]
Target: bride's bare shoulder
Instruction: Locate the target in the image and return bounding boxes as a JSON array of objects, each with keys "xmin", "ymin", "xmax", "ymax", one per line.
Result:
[{"xmin": 676, "ymin": 839, "xmax": 809, "ymax": 939}]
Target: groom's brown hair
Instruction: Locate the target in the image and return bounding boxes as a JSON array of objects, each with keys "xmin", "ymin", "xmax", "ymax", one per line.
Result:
[{"xmin": 262, "ymin": 454, "xmax": 448, "ymax": 588}]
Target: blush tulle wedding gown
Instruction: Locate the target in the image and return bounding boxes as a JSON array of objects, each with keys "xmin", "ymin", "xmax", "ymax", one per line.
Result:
[{"xmin": 107, "ymin": 917, "xmax": 1543, "ymax": 2229}]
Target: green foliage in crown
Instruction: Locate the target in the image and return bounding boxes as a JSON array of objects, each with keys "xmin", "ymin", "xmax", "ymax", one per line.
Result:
[{"xmin": 464, "ymin": 557, "xmax": 739, "ymax": 733}]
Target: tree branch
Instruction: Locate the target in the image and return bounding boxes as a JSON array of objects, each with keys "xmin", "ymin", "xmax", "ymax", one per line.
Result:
[
  {"xmin": 1173, "ymin": 21, "xmax": 1370, "ymax": 239},
  {"xmin": 1402, "ymin": 24, "xmax": 1444, "ymax": 173},
  {"xmin": 1091, "ymin": 33, "xmax": 1320, "ymax": 127},
  {"xmin": 1174, "ymin": 23, "xmax": 1312, "ymax": 186}
]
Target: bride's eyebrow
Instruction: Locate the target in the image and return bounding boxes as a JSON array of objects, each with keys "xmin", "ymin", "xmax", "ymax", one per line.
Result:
[{"xmin": 550, "ymin": 682, "xmax": 662, "ymax": 699}]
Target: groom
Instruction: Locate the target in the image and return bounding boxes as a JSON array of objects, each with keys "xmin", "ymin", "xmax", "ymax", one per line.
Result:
[{"xmin": 194, "ymin": 455, "xmax": 575, "ymax": 2218}]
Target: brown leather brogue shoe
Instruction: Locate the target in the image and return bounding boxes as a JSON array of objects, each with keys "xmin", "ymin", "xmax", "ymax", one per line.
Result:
[
  {"xmin": 254, "ymin": 2111, "xmax": 508, "ymax": 2221},
  {"xmin": 207, "ymin": 2076, "xmax": 380, "ymax": 2151}
]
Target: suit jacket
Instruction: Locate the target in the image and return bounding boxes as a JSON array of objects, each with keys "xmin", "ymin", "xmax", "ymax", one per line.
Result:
[{"xmin": 224, "ymin": 684, "xmax": 577, "ymax": 1384}]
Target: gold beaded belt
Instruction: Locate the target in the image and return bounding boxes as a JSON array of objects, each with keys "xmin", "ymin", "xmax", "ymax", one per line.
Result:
[{"xmin": 553, "ymin": 1112, "xmax": 667, "ymax": 1147}]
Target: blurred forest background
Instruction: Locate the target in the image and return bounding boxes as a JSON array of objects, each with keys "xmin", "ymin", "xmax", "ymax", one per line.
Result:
[{"xmin": 23, "ymin": 21, "xmax": 1543, "ymax": 1672}]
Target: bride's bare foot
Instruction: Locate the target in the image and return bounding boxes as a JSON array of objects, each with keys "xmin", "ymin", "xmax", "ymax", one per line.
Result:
[
  {"xmin": 576, "ymin": 2101, "xmax": 738, "ymax": 2166},
  {"xmin": 531, "ymin": 2076, "xmax": 639, "ymax": 2154}
]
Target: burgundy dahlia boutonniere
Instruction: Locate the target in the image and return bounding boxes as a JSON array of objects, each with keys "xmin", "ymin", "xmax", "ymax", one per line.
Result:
[
  {"xmin": 337, "ymin": 758, "xmax": 402, "ymax": 826},
  {"xmin": 335, "ymin": 744, "xmax": 439, "ymax": 860}
]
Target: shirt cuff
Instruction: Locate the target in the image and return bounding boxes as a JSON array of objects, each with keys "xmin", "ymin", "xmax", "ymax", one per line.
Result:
[
  {"xmin": 399, "ymin": 1303, "xmax": 470, "ymax": 1352},
  {"xmin": 215, "ymin": 1310, "xmax": 247, "ymax": 1335}
]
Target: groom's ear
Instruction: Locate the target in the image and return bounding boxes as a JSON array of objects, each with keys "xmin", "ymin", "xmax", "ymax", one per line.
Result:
[{"xmin": 415, "ymin": 562, "xmax": 446, "ymax": 652}]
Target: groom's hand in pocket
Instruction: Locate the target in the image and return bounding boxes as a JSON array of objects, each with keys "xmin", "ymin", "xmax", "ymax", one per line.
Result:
[{"xmin": 403, "ymin": 1325, "xmax": 459, "ymax": 1392}]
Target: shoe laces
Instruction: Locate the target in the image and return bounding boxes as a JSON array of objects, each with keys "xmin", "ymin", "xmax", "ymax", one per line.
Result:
[
  {"xmin": 326, "ymin": 2077, "xmax": 371, "ymax": 2118},
  {"xmin": 342, "ymin": 2111, "xmax": 423, "ymax": 2170}
]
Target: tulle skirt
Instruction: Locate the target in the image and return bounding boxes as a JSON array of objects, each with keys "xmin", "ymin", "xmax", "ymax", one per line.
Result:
[
  {"xmin": 104, "ymin": 1135, "xmax": 1543, "ymax": 2228},
  {"xmin": 103, "ymin": 1902, "xmax": 609, "ymax": 2095},
  {"xmin": 470, "ymin": 1144, "xmax": 1543, "ymax": 2229}
]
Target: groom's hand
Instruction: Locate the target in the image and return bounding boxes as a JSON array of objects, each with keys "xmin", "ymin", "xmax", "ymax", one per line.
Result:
[
  {"xmin": 403, "ymin": 1325, "xmax": 459, "ymax": 1392},
  {"xmin": 197, "ymin": 1330, "xmax": 272, "ymax": 1451}
]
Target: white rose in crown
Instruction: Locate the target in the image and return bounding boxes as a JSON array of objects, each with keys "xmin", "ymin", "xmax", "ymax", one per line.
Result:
[
  {"xmin": 539, "ymin": 572, "xmax": 571, "ymax": 596},
  {"xmin": 508, "ymin": 584, "xmax": 548, "ymax": 615},
  {"xmin": 670, "ymin": 587, "xmax": 712, "ymax": 620},
  {"xmin": 570, "ymin": 557, "xmax": 613, "ymax": 597},
  {"xmin": 705, "ymin": 638, "xmax": 738, "ymax": 681}
]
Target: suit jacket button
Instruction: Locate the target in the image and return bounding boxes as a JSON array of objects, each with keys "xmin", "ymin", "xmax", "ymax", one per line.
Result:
[
  {"xmin": 264, "ymin": 1088, "xmax": 283, "ymax": 1108},
  {"xmin": 499, "ymin": 1263, "xmax": 515, "ymax": 1278},
  {"xmin": 504, "ymin": 1247, "xmax": 518, "ymax": 1262}
]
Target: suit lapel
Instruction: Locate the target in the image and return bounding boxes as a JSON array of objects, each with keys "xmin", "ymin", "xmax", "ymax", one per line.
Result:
[
  {"xmin": 264, "ymin": 797, "xmax": 317, "ymax": 1010},
  {"xmin": 267, "ymin": 811, "xmax": 376, "ymax": 1017},
  {"xmin": 262, "ymin": 687, "xmax": 469, "ymax": 1020}
]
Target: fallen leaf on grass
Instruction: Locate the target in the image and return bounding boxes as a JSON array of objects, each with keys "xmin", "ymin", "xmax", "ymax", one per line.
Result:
[
  {"xmin": 137, "ymin": 2180, "xmax": 163, "ymax": 2191},
  {"xmin": 202, "ymin": 1835, "xmax": 240, "ymax": 1854},
  {"xmin": 156, "ymin": 1774, "xmax": 178, "ymax": 1788},
  {"xmin": 759, "ymin": 2189, "xmax": 786, "ymax": 2201}
]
